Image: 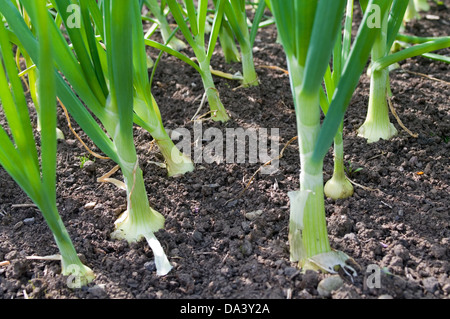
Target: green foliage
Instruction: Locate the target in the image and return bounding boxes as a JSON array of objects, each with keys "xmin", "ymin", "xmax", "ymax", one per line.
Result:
[{"xmin": 0, "ymin": 0, "xmax": 94, "ymax": 285}]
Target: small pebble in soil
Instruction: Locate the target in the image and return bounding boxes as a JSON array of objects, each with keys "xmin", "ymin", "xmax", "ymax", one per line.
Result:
[
  {"xmin": 23, "ymin": 217, "xmax": 35, "ymax": 225},
  {"xmin": 84, "ymin": 202, "xmax": 97, "ymax": 210},
  {"xmin": 83, "ymin": 160, "xmax": 96, "ymax": 173},
  {"xmin": 66, "ymin": 139, "xmax": 77, "ymax": 146},
  {"xmin": 13, "ymin": 221, "xmax": 23, "ymax": 230},
  {"xmin": 245, "ymin": 209, "xmax": 264, "ymax": 221},
  {"xmin": 317, "ymin": 275, "xmax": 344, "ymax": 298},
  {"xmin": 192, "ymin": 230, "xmax": 203, "ymax": 242}
]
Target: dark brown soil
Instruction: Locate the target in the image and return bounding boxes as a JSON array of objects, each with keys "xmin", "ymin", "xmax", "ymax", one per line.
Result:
[{"xmin": 0, "ymin": 2, "xmax": 449, "ymax": 301}]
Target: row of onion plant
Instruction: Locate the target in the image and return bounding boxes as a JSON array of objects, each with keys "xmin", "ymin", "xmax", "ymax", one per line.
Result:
[
  {"xmin": 0, "ymin": 0, "xmax": 95, "ymax": 284},
  {"xmin": 1, "ymin": 0, "xmax": 180, "ymax": 281}
]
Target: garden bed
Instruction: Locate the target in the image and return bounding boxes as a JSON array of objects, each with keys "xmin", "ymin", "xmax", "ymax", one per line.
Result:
[{"xmin": 0, "ymin": 1, "xmax": 449, "ymax": 299}]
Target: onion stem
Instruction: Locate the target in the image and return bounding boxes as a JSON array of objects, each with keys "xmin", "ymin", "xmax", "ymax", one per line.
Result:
[
  {"xmin": 358, "ymin": 10, "xmax": 397, "ymax": 143},
  {"xmin": 324, "ymin": 131, "xmax": 354, "ymax": 200}
]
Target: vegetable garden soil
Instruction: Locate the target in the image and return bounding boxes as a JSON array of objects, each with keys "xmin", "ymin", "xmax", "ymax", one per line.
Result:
[{"xmin": 0, "ymin": 3, "xmax": 449, "ymax": 300}]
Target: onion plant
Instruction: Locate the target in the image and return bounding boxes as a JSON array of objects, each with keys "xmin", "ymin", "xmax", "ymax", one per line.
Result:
[
  {"xmin": 358, "ymin": 0, "xmax": 449, "ymax": 143},
  {"xmin": 270, "ymin": 0, "xmax": 393, "ymax": 273},
  {"xmin": 0, "ymin": 2, "xmax": 94, "ymax": 284},
  {"xmin": 414, "ymin": 0, "xmax": 431, "ymax": 11},
  {"xmin": 357, "ymin": 0, "xmax": 408, "ymax": 143},
  {"xmin": 403, "ymin": 0, "xmax": 430, "ymax": 27},
  {"xmin": 128, "ymin": 1, "xmax": 195, "ymax": 177},
  {"xmin": 103, "ymin": 0, "xmax": 172, "ymax": 276},
  {"xmin": 216, "ymin": 0, "xmax": 267, "ymax": 70},
  {"xmin": 1, "ymin": 0, "xmax": 173, "ymax": 276},
  {"xmin": 166, "ymin": 0, "xmax": 230, "ymax": 122},
  {"xmin": 144, "ymin": 0, "xmax": 187, "ymax": 51},
  {"xmin": 404, "ymin": 0, "xmax": 420, "ymax": 22},
  {"xmin": 220, "ymin": 0, "xmax": 261, "ymax": 87},
  {"xmin": 404, "ymin": 0, "xmax": 431, "ymax": 22},
  {"xmin": 320, "ymin": 0, "xmax": 355, "ymax": 200},
  {"xmin": 21, "ymin": 0, "xmax": 193, "ymax": 177},
  {"xmin": 218, "ymin": 14, "xmax": 241, "ymax": 63}
]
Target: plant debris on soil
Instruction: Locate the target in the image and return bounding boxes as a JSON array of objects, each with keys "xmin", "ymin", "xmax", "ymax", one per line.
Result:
[{"xmin": 0, "ymin": 2, "xmax": 449, "ymax": 300}]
